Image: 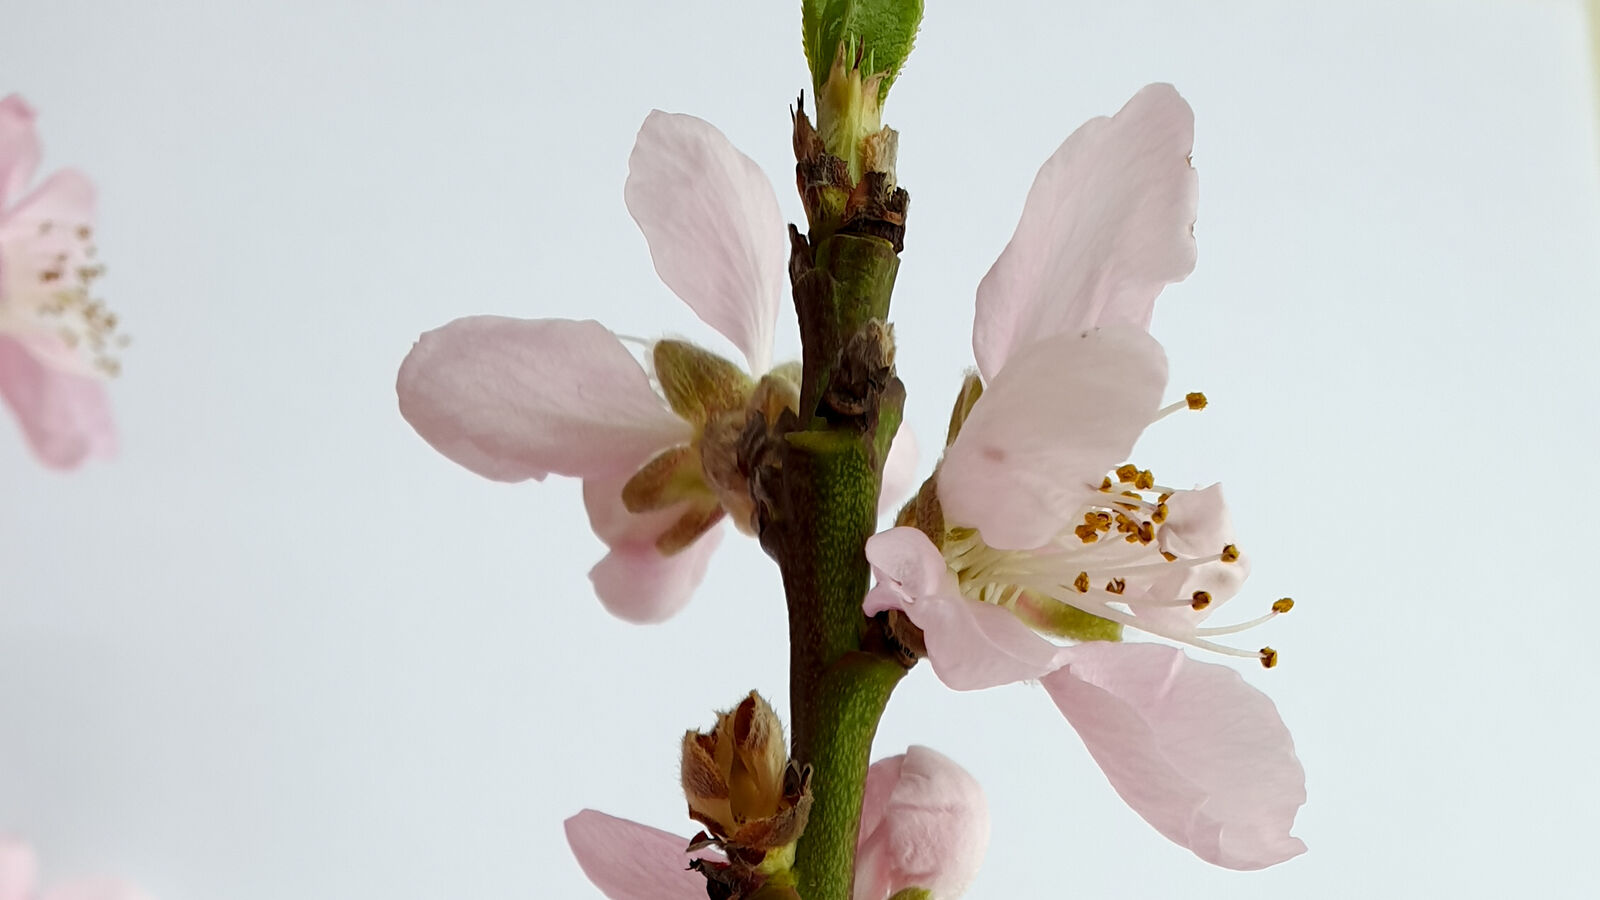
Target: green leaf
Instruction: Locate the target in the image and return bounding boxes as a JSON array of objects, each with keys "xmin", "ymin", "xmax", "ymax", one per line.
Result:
[{"xmin": 802, "ymin": 0, "xmax": 925, "ymax": 99}]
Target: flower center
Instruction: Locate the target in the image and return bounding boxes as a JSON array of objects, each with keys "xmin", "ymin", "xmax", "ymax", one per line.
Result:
[
  {"xmin": 1, "ymin": 220, "xmax": 126, "ymax": 377},
  {"xmin": 939, "ymin": 453, "xmax": 1291, "ymax": 668}
]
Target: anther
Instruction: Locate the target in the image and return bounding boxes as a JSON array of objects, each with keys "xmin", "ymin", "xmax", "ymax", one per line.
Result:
[
  {"xmin": 1186, "ymin": 392, "xmax": 1208, "ymax": 410},
  {"xmin": 1220, "ymin": 544, "xmax": 1240, "ymax": 563},
  {"xmin": 1099, "ymin": 477, "xmax": 1113, "ymax": 491},
  {"xmin": 1151, "ymin": 502, "xmax": 1168, "ymax": 524},
  {"xmin": 1137, "ymin": 522, "xmax": 1154, "ymax": 544},
  {"xmin": 1272, "ymin": 598, "xmax": 1295, "ymax": 614},
  {"xmin": 1074, "ymin": 524, "xmax": 1100, "ymax": 543},
  {"xmin": 1259, "ymin": 647, "xmax": 1278, "ymax": 668},
  {"xmin": 1190, "ymin": 590, "xmax": 1212, "ymax": 611},
  {"xmin": 1161, "ymin": 551, "xmax": 1178, "ymax": 562},
  {"xmin": 1073, "ymin": 572, "xmax": 1090, "ymax": 593},
  {"xmin": 1105, "ymin": 578, "xmax": 1126, "ymax": 594},
  {"xmin": 1115, "ymin": 464, "xmax": 1139, "ymax": 483},
  {"xmin": 1134, "ymin": 469, "xmax": 1155, "ymax": 490}
]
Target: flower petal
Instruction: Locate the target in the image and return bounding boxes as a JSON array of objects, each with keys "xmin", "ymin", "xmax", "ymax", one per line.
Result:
[
  {"xmin": 625, "ymin": 111, "xmax": 785, "ymax": 374},
  {"xmin": 878, "ymin": 426, "xmax": 919, "ymax": 518},
  {"xmin": 0, "ymin": 839, "xmax": 39, "ymax": 900},
  {"xmin": 397, "ymin": 316, "xmax": 691, "ymax": 483},
  {"xmin": 2, "ymin": 169, "xmax": 95, "ymax": 234},
  {"xmin": 563, "ymin": 810, "xmax": 716, "ymax": 900},
  {"xmin": 0, "ymin": 95, "xmax": 41, "ymax": 210},
  {"xmin": 583, "ymin": 475, "xmax": 725, "ymax": 623},
  {"xmin": 1042, "ymin": 643, "xmax": 1306, "ymax": 870},
  {"xmin": 0, "ymin": 333, "xmax": 115, "ymax": 468},
  {"xmin": 973, "ymin": 84, "xmax": 1198, "ymax": 381},
  {"xmin": 939, "ymin": 326, "xmax": 1167, "ymax": 551},
  {"xmin": 855, "ymin": 746, "xmax": 989, "ymax": 900},
  {"xmin": 865, "ymin": 527, "xmax": 1066, "ymax": 690}
]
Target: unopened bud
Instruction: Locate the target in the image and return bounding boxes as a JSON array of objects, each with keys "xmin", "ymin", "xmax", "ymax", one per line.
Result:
[{"xmin": 681, "ymin": 691, "xmax": 813, "ymax": 856}]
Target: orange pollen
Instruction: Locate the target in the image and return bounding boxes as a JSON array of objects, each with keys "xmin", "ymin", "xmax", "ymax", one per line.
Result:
[{"xmin": 1186, "ymin": 392, "xmax": 1208, "ymax": 410}]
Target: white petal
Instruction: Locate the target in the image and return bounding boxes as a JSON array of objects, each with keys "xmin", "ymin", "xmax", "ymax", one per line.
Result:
[
  {"xmin": 973, "ymin": 84, "xmax": 1198, "ymax": 381},
  {"xmin": 940, "ymin": 326, "xmax": 1167, "ymax": 550},
  {"xmin": 625, "ymin": 111, "xmax": 785, "ymax": 374}
]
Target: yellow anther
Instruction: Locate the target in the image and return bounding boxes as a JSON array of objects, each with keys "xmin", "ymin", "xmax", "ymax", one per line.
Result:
[
  {"xmin": 1074, "ymin": 524, "xmax": 1100, "ymax": 544},
  {"xmin": 1115, "ymin": 464, "xmax": 1139, "ymax": 483},
  {"xmin": 1099, "ymin": 477, "xmax": 1113, "ymax": 491},
  {"xmin": 1259, "ymin": 647, "xmax": 1279, "ymax": 669},
  {"xmin": 1073, "ymin": 572, "xmax": 1090, "ymax": 593},
  {"xmin": 1185, "ymin": 392, "xmax": 1208, "ymax": 410},
  {"xmin": 1137, "ymin": 522, "xmax": 1155, "ymax": 544},
  {"xmin": 1161, "ymin": 551, "xmax": 1178, "ymax": 562},
  {"xmin": 1158, "ymin": 492, "xmax": 1172, "ymax": 504},
  {"xmin": 1190, "ymin": 590, "xmax": 1212, "ymax": 611},
  {"xmin": 1090, "ymin": 511, "xmax": 1112, "ymax": 530},
  {"xmin": 1272, "ymin": 598, "xmax": 1295, "ymax": 614},
  {"xmin": 1134, "ymin": 469, "xmax": 1155, "ymax": 491},
  {"xmin": 1220, "ymin": 544, "xmax": 1240, "ymax": 563},
  {"xmin": 1152, "ymin": 502, "xmax": 1169, "ymax": 524},
  {"xmin": 1105, "ymin": 578, "xmax": 1126, "ymax": 595}
]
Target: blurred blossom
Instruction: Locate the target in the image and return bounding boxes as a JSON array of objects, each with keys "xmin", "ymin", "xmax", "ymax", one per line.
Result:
[
  {"xmin": 0, "ymin": 94, "xmax": 118, "ymax": 469},
  {"xmin": 0, "ymin": 838, "xmax": 149, "ymax": 900}
]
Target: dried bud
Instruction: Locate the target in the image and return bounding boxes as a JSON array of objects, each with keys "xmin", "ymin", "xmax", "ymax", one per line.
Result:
[
  {"xmin": 681, "ymin": 692, "xmax": 813, "ymax": 856},
  {"xmin": 943, "ymin": 371, "xmax": 984, "ymax": 447}
]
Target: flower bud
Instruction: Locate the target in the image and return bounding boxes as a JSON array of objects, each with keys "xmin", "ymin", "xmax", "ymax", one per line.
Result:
[
  {"xmin": 681, "ymin": 691, "xmax": 813, "ymax": 857},
  {"xmin": 854, "ymin": 746, "xmax": 988, "ymax": 900}
]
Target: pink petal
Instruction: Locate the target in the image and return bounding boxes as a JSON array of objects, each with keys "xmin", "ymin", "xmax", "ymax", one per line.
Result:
[
  {"xmin": 3, "ymin": 169, "xmax": 95, "ymax": 234},
  {"xmin": 563, "ymin": 810, "xmax": 716, "ymax": 900},
  {"xmin": 1158, "ymin": 483, "xmax": 1232, "ymax": 559},
  {"xmin": 582, "ymin": 475, "xmax": 724, "ymax": 624},
  {"xmin": 0, "ymin": 95, "xmax": 40, "ymax": 210},
  {"xmin": 625, "ymin": 111, "xmax": 784, "ymax": 374},
  {"xmin": 0, "ymin": 333, "xmax": 116, "ymax": 468},
  {"xmin": 877, "ymin": 426, "xmax": 920, "ymax": 518},
  {"xmin": 0, "ymin": 839, "xmax": 39, "ymax": 900},
  {"xmin": 396, "ymin": 317, "xmax": 691, "ymax": 483},
  {"xmin": 865, "ymin": 528, "xmax": 1066, "ymax": 690},
  {"xmin": 972, "ymin": 84, "xmax": 1198, "ymax": 381},
  {"xmin": 1042, "ymin": 643, "xmax": 1306, "ymax": 870},
  {"xmin": 939, "ymin": 326, "xmax": 1167, "ymax": 551},
  {"xmin": 854, "ymin": 746, "xmax": 989, "ymax": 900}
]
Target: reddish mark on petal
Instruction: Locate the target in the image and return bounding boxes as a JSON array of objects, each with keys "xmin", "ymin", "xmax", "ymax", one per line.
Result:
[{"xmin": 981, "ymin": 446, "xmax": 1007, "ymax": 463}]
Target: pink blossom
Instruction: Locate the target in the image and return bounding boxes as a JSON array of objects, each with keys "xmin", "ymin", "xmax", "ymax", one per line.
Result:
[
  {"xmin": 397, "ymin": 111, "xmax": 915, "ymax": 623},
  {"xmin": 0, "ymin": 95, "xmax": 117, "ymax": 469},
  {"xmin": 0, "ymin": 838, "xmax": 149, "ymax": 900},
  {"xmin": 564, "ymin": 747, "xmax": 987, "ymax": 900},
  {"xmin": 865, "ymin": 85, "xmax": 1305, "ymax": 869}
]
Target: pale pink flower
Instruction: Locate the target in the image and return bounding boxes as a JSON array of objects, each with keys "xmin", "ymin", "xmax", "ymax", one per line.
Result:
[
  {"xmin": 864, "ymin": 85, "xmax": 1305, "ymax": 869},
  {"xmin": 0, "ymin": 838, "xmax": 149, "ymax": 900},
  {"xmin": 397, "ymin": 111, "xmax": 915, "ymax": 623},
  {"xmin": 0, "ymin": 95, "xmax": 118, "ymax": 469},
  {"xmin": 565, "ymin": 746, "xmax": 987, "ymax": 900}
]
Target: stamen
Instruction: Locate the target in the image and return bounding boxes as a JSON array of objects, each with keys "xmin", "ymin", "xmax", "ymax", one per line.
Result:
[
  {"xmin": 1152, "ymin": 392, "xmax": 1209, "ymax": 421},
  {"xmin": 1194, "ymin": 603, "xmax": 1293, "ymax": 637},
  {"xmin": 1186, "ymin": 392, "xmax": 1208, "ymax": 410},
  {"xmin": 1104, "ymin": 578, "xmax": 1126, "ymax": 594},
  {"xmin": 1260, "ymin": 647, "xmax": 1278, "ymax": 668},
  {"xmin": 1272, "ymin": 597, "xmax": 1295, "ymax": 613},
  {"xmin": 1220, "ymin": 544, "xmax": 1241, "ymax": 563},
  {"xmin": 1072, "ymin": 572, "xmax": 1089, "ymax": 593},
  {"xmin": 1190, "ymin": 590, "xmax": 1212, "ymax": 610}
]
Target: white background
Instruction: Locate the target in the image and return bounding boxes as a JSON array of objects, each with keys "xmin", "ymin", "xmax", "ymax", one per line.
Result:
[{"xmin": 3, "ymin": 1, "xmax": 1597, "ymax": 897}]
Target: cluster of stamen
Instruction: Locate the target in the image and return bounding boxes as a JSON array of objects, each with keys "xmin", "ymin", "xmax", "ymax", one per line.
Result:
[
  {"xmin": 25, "ymin": 221, "xmax": 127, "ymax": 376},
  {"xmin": 941, "ymin": 391, "xmax": 1294, "ymax": 668}
]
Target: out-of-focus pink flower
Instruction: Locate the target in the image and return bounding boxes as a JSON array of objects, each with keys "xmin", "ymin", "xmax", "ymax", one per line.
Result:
[
  {"xmin": 0, "ymin": 95, "xmax": 119, "ymax": 469},
  {"xmin": 398, "ymin": 111, "xmax": 915, "ymax": 624},
  {"xmin": 0, "ymin": 838, "xmax": 149, "ymax": 900},
  {"xmin": 865, "ymin": 85, "xmax": 1305, "ymax": 869},
  {"xmin": 565, "ymin": 747, "xmax": 987, "ymax": 900}
]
